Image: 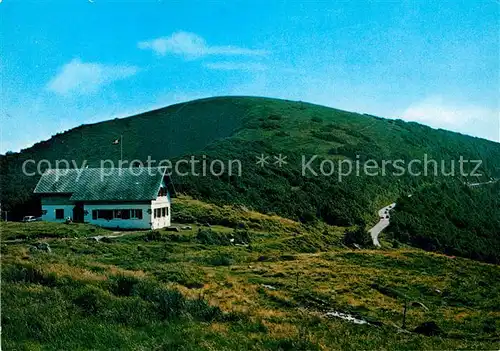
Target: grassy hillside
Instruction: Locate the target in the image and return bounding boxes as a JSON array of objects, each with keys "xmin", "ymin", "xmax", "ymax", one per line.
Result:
[
  {"xmin": 1, "ymin": 96, "xmax": 500, "ymax": 262},
  {"xmin": 1, "ymin": 97, "xmax": 255, "ymax": 216},
  {"xmin": 2, "ymin": 204, "xmax": 499, "ymax": 350}
]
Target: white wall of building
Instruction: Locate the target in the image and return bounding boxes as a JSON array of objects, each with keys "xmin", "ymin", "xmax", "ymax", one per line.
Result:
[{"xmin": 151, "ymin": 193, "xmax": 171, "ymax": 229}]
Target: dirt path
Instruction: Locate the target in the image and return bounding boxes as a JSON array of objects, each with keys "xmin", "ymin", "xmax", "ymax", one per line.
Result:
[
  {"xmin": 369, "ymin": 203, "xmax": 396, "ymax": 247},
  {"xmin": 3, "ymin": 231, "xmax": 139, "ymax": 244},
  {"xmin": 88, "ymin": 232, "xmax": 129, "ymax": 241}
]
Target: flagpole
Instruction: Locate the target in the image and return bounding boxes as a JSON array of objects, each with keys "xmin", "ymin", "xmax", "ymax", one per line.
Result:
[{"xmin": 120, "ymin": 134, "xmax": 123, "ymax": 165}]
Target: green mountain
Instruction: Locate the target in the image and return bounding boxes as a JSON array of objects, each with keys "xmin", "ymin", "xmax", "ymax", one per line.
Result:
[{"xmin": 2, "ymin": 96, "xmax": 499, "ymax": 262}]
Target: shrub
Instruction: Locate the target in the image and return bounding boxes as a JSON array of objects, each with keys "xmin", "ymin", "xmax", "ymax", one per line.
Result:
[
  {"xmin": 196, "ymin": 228, "xmax": 229, "ymax": 245},
  {"xmin": 209, "ymin": 252, "xmax": 234, "ymax": 266},
  {"xmin": 109, "ymin": 275, "xmax": 140, "ymax": 297},
  {"xmin": 343, "ymin": 226, "xmax": 372, "ymax": 247},
  {"xmin": 73, "ymin": 286, "xmax": 108, "ymax": 314},
  {"xmin": 144, "ymin": 230, "xmax": 164, "ymax": 242},
  {"xmin": 157, "ymin": 290, "xmax": 186, "ymax": 319},
  {"xmin": 233, "ymin": 228, "xmax": 251, "ymax": 244},
  {"xmin": 268, "ymin": 114, "xmax": 282, "ymax": 120},
  {"xmin": 186, "ymin": 299, "xmax": 222, "ymax": 321},
  {"xmin": 154, "ymin": 267, "xmax": 204, "ymax": 288},
  {"xmin": 299, "ymin": 211, "xmax": 316, "ymax": 224},
  {"xmin": 166, "ymin": 233, "xmax": 191, "ymax": 243},
  {"xmin": 260, "ymin": 121, "xmax": 280, "ymax": 130}
]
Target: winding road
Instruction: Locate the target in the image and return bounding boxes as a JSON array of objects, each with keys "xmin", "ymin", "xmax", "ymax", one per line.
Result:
[
  {"xmin": 466, "ymin": 178, "xmax": 499, "ymax": 187},
  {"xmin": 369, "ymin": 203, "xmax": 396, "ymax": 247}
]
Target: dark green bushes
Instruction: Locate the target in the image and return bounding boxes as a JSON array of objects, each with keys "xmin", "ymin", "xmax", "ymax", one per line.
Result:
[
  {"xmin": 153, "ymin": 267, "xmax": 205, "ymax": 288},
  {"xmin": 388, "ymin": 182, "xmax": 500, "ymax": 263},
  {"xmin": 109, "ymin": 275, "xmax": 140, "ymax": 297},
  {"xmin": 196, "ymin": 229, "xmax": 229, "ymax": 245},
  {"xmin": 144, "ymin": 230, "xmax": 164, "ymax": 242},
  {"xmin": 208, "ymin": 252, "xmax": 235, "ymax": 266},
  {"xmin": 343, "ymin": 225, "xmax": 372, "ymax": 248},
  {"xmin": 260, "ymin": 121, "xmax": 280, "ymax": 130}
]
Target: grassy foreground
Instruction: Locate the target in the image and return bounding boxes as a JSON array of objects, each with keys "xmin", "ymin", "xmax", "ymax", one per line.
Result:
[{"xmin": 1, "ymin": 198, "xmax": 499, "ymax": 350}]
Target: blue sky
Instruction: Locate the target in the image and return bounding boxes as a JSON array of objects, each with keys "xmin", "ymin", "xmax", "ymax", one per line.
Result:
[{"xmin": 1, "ymin": 0, "xmax": 498, "ymax": 153}]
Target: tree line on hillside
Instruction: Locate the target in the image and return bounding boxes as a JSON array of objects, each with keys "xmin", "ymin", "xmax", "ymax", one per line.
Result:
[{"xmin": 387, "ymin": 182, "xmax": 500, "ymax": 264}]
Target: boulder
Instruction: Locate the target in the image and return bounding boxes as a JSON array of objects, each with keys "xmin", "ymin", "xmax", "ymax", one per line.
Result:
[
  {"xmin": 34, "ymin": 242, "xmax": 51, "ymax": 253},
  {"xmin": 414, "ymin": 321, "xmax": 441, "ymax": 336}
]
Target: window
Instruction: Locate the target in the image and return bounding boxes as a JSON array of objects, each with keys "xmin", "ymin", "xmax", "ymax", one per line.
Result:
[
  {"xmin": 55, "ymin": 209, "xmax": 64, "ymax": 219},
  {"xmin": 161, "ymin": 207, "xmax": 166, "ymax": 217},
  {"xmin": 158, "ymin": 187, "xmax": 167, "ymax": 197},
  {"xmin": 131, "ymin": 209, "xmax": 142, "ymax": 219},
  {"xmin": 97, "ymin": 210, "xmax": 113, "ymax": 220},
  {"xmin": 166, "ymin": 207, "xmax": 169, "ymax": 216},
  {"xmin": 91, "ymin": 209, "xmax": 140, "ymax": 220},
  {"xmin": 155, "ymin": 208, "xmax": 161, "ymax": 218}
]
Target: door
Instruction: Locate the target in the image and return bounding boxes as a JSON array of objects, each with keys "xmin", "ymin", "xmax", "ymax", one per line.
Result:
[{"xmin": 73, "ymin": 202, "xmax": 85, "ymax": 223}]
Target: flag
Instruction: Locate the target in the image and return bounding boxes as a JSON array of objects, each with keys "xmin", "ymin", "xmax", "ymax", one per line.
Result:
[{"xmin": 112, "ymin": 139, "xmax": 120, "ymax": 145}]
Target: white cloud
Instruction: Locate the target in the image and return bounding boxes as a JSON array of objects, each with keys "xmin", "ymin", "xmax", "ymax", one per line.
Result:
[
  {"xmin": 400, "ymin": 96, "xmax": 494, "ymax": 126},
  {"xmin": 203, "ymin": 62, "xmax": 267, "ymax": 71},
  {"xmin": 138, "ymin": 31, "xmax": 269, "ymax": 58},
  {"xmin": 399, "ymin": 96, "xmax": 499, "ymax": 141},
  {"xmin": 46, "ymin": 58, "xmax": 138, "ymax": 95}
]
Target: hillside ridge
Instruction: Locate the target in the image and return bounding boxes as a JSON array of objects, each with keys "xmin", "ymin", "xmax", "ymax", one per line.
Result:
[
  {"xmin": 2, "ymin": 96, "xmax": 499, "ymax": 263},
  {"xmin": 7, "ymin": 96, "xmax": 499, "ymax": 157}
]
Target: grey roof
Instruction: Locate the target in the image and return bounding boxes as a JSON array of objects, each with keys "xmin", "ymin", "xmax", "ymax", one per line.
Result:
[{"xmin": 34, "ymin": 167, "xmax": 169, "ymax": 201}]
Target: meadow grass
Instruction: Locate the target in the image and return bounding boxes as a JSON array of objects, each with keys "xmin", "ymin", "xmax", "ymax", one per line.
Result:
[{"xmin": 2, "ymin": 200, "xmax": 499, "ymax": 350}]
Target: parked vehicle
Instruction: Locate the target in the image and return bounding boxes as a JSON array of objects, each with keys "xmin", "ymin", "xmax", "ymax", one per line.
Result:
[{"xmin": 22, "ymin": 216, "xmax": 36, "ymax": 222}]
